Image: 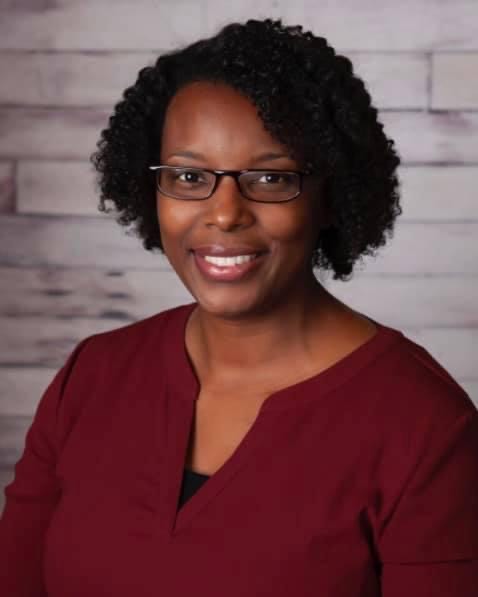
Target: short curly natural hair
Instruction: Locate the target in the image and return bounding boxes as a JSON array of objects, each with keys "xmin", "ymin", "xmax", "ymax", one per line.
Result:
[{"xmin": 90, "ymin": 18, "xmax": 402, "ymax": 281}]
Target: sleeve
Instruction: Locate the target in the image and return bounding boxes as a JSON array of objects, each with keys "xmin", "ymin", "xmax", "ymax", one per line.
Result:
[
  {"xmin": 0, "ymin": 336, "xmax": 92, "ymax": 597},
  {"xmin": 378, "ymin": 406, "xmax": 478, "ymax": 596}
]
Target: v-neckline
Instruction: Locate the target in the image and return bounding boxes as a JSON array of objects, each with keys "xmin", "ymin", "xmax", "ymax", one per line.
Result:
[
  {"xmin": 161, "ymin": 376, "xmax": 276, "ymax": 540},
  {"xmin": 159, "ymin": 301, "xmax": 404, "ymax": 540}
]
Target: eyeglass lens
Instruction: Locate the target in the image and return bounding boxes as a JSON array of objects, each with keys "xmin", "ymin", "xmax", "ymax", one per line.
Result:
[{"xmin": 157, "ymin": 167, "xmax": 300, "ymax": 201}]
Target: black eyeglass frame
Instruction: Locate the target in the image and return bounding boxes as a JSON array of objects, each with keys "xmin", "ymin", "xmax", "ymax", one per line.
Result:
[{"xmin": 148, "ymin": 165, "xmax": 315, "ymax": 203}]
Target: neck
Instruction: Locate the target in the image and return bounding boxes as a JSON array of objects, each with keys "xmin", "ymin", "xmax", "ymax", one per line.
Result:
[{"xmin": 187, "ymin": 272, "xmax": 338, "ymax": 384}]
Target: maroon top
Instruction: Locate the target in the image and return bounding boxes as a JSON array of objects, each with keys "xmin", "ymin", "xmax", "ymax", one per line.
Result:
[{"xmin": 1, "ymin": 301, "xmax": 477, "ymax": 596}]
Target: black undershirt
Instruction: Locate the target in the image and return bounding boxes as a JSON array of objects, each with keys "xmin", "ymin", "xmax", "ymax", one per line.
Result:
[{"xmin": 178, "ymin": 468, "xmax": 210, "ymax": 510}]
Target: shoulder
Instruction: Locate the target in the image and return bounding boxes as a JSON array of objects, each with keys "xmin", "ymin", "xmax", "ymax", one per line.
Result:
[
  {"xmin": 367, "ymin": 330, "xmax": 478, "ymax": 563},
  {"xmin": 54, "ymin": 301, "xmax": 193, "ymax": 402},
  {"xmin": 371, "ymin": 325, "xmax": 475, "ymax": 421},
  {"xmin": 72, "ymin": 301, "xmax": 191, "ymax": 362},
  {"xmin": 355, "ymin": 323, "xmax": 478, "ymax": 489},
  {"xmin": 48, "ymin": 302, "xmax": 193, "ymax": 441},
  {"xmin": 352, "ymin": 325, "xmax": 478, "ymax": 546}
]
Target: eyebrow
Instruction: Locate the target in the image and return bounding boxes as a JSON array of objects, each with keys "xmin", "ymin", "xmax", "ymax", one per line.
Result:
[{"xmin": 166, "ymin": 150, "xmax": 291, "ymax": 163}]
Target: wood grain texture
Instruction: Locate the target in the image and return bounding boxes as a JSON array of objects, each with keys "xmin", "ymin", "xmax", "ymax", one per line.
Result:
[
  {"xmin": 381, "ymin": 111, "xmax": 478, "ymax": 164},
  {"xmin": 0, "ymin": 368, "xmax": 56, "ymax": 416},
  {"xmin": 1, "ymin": 215, "xmax": 477, "ymax": 273},
  {"xmin": 399, "ymin": 166, "xmax": 478, "ymax": 220},
  {"xmin": 0, "ymin": 107, "xmax": 109, "ymax": 159},
  {"xmin": 355, "ymin": 221, "xmax": 478, "ymax": 275},
  {"xmin": 207, "ymin": 0, "xmax": 478, "ymax": 51},
  {"xmin": 349, "ymin": 52, "xmax": 428, "ymax": 109},
  {"xmin": 432, "ymin": 53, "xmax": 478, "ymax": 110},
  {"xmin": 0, "ymin": 161, "xmax": 14, "ymax": 212},
  {"xmin": 0, "ymin": 267, "xmax": 192, "ymax": 319},
  {"xmin": 0, "ymin": 1, "xmax": 203, "ymax": 51},
  {"xmin": 0, "ymin": 214, "xmax": 167, "ymax": 269},
  {"xmin": 17, "ymin": 160, "xmax": 104, "ymax": 215},
  {"xmin": 324, "ymin": 275, "xmax": 478, "ymax": 329},
  {"xmin": 0, "ymin": 51, "xmax": 158, "ymax": 107}
]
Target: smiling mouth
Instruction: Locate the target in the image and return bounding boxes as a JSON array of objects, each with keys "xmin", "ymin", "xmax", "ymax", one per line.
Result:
[
  {"xmin": 190, "ymin": 250, "xmax": 268, "ymax": 282},
  {"xmin": 201, "ymin": 253, "xmax": 259, "ymax": 265}
]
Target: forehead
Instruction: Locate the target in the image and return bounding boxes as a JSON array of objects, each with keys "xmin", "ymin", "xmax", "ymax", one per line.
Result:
[{"xmin": 160, "ymin": 81, "xmax": 291, "ymax": 161}]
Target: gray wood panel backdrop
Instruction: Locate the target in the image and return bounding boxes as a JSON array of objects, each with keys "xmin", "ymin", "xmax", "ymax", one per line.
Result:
[{"xmin": 1, "ymin": 0, "xmax": 477, "ymax": 509}]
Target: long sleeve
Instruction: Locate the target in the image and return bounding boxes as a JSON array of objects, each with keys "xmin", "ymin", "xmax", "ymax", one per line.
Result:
[
  {"xmin": 378, "ymin": 407, "xmax": 478, "ymax": 595},
  {"xmin": 0, "ymin": 337, "xmax": 91, "ymax": 597}
]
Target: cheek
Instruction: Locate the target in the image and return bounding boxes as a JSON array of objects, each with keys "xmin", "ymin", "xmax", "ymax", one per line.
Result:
[
  {"xmin": 265, "ymin": 204, "xmax": 317, "ymax": 249},
  {"xmin": 156, "ymin": 196, "xmax": 194, "ymax": 251}
]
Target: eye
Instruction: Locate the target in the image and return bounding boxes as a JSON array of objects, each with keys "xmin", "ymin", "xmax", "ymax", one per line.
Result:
[
  {"xmin": 175, "ymin": 169, "xmax": 205, "ymax": 184},
  {"xmin": 260, "ymin": 173, "xmax": 283, "ymax": 184},
  {"xmin": 250, "ymin": 172, "xmax": 295, "ymax": 186}
]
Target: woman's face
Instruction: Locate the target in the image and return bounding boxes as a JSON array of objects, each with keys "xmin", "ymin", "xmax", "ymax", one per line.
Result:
[{"xmin": 156, "ymin": 80, "xmax": 327, "ymax": 318}]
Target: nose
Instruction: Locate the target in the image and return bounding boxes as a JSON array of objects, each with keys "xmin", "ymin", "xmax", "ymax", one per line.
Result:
[{"xmin": 204, "ymin": 173, "xmax": 254, "ymax": 231}]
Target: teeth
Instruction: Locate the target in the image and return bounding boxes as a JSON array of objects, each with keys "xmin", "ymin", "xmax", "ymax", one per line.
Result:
[{"xmin": 203, "ymin": 254, "xmax": 258, "ymax": 266}]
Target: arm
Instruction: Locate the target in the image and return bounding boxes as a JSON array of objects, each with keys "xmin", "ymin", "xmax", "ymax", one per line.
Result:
[
  {"xmin": 0, "ymin": 337, "xmax": 92, "ymax": 597},
  {"xmin": 378, "ymin": 406, "xmax": 478, "ymax": 595}
]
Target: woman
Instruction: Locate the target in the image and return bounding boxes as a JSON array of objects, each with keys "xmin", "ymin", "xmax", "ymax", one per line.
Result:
[{"xmin": 1, "ymin": 18, "xmax": 477, "ymax": 596}]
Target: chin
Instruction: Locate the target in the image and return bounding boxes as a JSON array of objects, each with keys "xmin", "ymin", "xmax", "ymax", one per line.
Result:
[{"xmin": 193, "ymin": 291, "xmax": 269, "ymax": 320}]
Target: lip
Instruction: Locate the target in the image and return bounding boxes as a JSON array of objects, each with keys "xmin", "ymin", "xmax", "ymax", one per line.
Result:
[
  {"xmin": 191, "ymin": 244, "xmax": 268, "ymax": 257},
  {"xmin": 191, "ymin": 250, "xmax": 268, "ymax": 282}
]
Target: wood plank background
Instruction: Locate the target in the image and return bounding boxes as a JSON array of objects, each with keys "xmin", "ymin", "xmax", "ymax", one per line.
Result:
[{"xmin": 1, "ymin": 0, "xmax": 477, "ymax": 510}]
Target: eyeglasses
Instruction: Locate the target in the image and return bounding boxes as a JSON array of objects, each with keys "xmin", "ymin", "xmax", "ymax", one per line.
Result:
[{"xmin": 149, "ymin": 165, "xmax": 314, "ymax": 203}]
